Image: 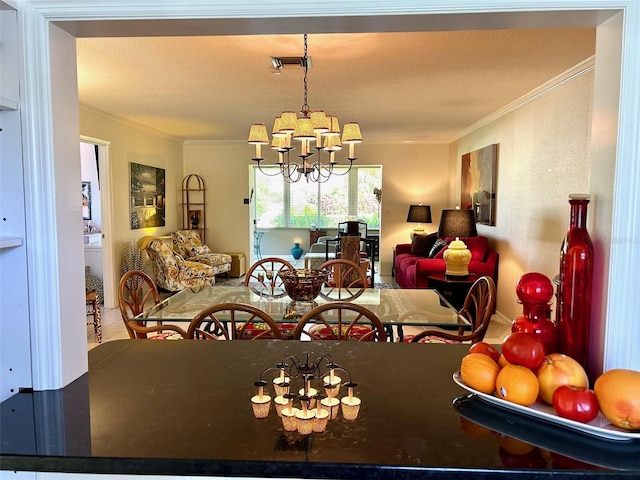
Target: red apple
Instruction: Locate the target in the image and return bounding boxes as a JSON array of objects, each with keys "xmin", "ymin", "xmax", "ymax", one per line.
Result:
[{"xmin": 552, "ymin": 385, "xmax": 599, "ymax": 423}]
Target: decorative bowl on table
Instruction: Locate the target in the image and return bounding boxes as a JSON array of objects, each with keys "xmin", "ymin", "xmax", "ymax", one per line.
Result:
[
  {"xmin": 279, "ymin": 269, "xmax": 329, "ymax": 319},
  {"xmin": 278, "ymin": 269, "xmax": 328, "ymax": 301}
]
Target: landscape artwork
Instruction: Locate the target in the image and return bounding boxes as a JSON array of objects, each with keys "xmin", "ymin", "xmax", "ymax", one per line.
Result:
[
  {"xmin": 129, "ymin": 162, "xmax": 166, "ymax": 229},
  {"xmin": 460, "ymin": 144, "xmax": 498, "ymax": 226}
]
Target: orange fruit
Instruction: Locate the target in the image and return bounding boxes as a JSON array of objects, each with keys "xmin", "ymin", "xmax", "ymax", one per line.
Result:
[
  {"xmin": 458, "ymin": 415, "xmax": 495, "ymax": 438},
  {"xmin": 498, "ymin": 354, "xmax": 512, "ymax": 368},
  {"xmin": 461, "ymin": 353, "xmax": 500, "ymax": 394},
  {"xmin": 594, "ymin": 368, "xmax": 640, "ymax": 430},
  {"xmin": 495, "ymin": 364, "xmax": 539, "ymax": 406},
  {"xmin": 497, "ymin": 435, "xmax": 536, "ymax": 455}
]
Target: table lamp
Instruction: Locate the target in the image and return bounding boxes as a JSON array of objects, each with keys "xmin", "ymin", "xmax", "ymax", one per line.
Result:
[
  {"xmin": 437, "ymin": 208, "xmax": 477, "ymax": 276},
  {"xmin": 406, "ymin": 204, "xmax": 432, "ymax": 240}
]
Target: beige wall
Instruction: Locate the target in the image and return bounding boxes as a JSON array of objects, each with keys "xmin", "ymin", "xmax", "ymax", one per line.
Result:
[
  {"xmin": 452, "ymin": 70, "xmax": 594, "ymax": 320},
  {"xmin": 183, "ymin": 141, "xmax": 451, "ymax": 276},
  {"xmin": 79, "ymin": 108, "xmax": 184, "ymax": 299}
]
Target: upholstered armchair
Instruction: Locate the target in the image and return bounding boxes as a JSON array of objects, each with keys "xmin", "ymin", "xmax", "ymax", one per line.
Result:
[
  {"xmin": 170, "ymin": 230, "xmax": 232, "ymax": 278},
  {"xmin": 145, "ymin": 238, "xmax": 216, "ymax": 292}
]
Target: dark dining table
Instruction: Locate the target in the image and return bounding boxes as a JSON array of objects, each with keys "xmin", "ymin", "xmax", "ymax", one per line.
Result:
[{"xmin": 1, "ymin": 339, "xmax": 639, "ymax": 478}]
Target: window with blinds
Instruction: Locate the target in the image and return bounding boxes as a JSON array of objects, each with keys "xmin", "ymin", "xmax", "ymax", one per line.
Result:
[{"xmin": 253, "ymin": 165, "xmax": 381, "ymax": 229}]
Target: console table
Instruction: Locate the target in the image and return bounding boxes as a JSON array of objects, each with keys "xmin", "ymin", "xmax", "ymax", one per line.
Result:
[{"xmin": 428, "ymin": 273, "xmax": 479, "ymax": 310}]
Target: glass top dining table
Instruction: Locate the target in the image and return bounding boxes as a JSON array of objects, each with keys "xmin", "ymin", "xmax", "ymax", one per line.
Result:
[{"xmin": 138, "ymin": 285, "xmax": 469, "ymax": 341}]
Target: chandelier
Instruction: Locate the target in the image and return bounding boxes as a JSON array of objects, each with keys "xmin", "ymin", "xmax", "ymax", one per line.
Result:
[
  {"xmin": 250, "ymin": 352, "xmax": 361, "ymax": 435},
  {"xmin": 248, "ymin": 34, "xmax": 363, "ymax": 183}
]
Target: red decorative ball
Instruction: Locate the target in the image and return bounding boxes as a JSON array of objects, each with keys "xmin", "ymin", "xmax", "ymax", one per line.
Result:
[{"xmin": 516, "ymin": 272, "xmax": 553, "ymax": 305}]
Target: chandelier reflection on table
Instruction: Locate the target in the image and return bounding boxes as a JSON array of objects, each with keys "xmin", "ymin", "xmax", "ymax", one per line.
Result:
[
  {"xmin": 250, "ymin": 353, "xmax": 361, "ymax": 435},
  {"xmin": 247, "ymin": 34, "xmax": 363, "ymax": 183}
]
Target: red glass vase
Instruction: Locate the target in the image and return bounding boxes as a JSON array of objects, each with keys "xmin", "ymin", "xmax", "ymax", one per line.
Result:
[
  {"xmin": 556, "ymin": 194, "xmax": 593, "ymax": 369},
  {"xmin": 511, "ymin": 272, "xmax": 556, "ymax": 353}
]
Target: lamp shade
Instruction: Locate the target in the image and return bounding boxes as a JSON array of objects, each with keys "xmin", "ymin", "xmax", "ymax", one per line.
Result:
[
  {"xmin": 293, "ymin": 116, "xmax": 316, "ymax": 140},
  {"xmin": 323, "ymin": 134, "xmax": 342, "ymax": 152},
  {"xmin": 342, "ymin": 122, "xmax": 363, "ymax": 143},
  {"xmin": 325, "ymin": 115, "xmax": 341, "ymax": 137},
  {"xmin": 279, "ymin": 111, "xmax": 298, "ymax": 133},
  {"xmin": 406, "ymin": 204, "xmax": 432, "ymax": 224},
  {"xmin": 310, "ymin": 110, "xmax": 330, "ymax": 133},
  {"xmin": 248, "ymin": 124, "xmax": 269, "ymax": 144},
  {"xmin": 272, "ymin": 116, "xmax": 285, "ymax": 137},
  {"xmin": 437, "ymin": 209, "xmax": 478, "ymax": 238}
]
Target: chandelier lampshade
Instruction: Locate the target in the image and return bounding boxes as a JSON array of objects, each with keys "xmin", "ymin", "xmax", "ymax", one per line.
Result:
[
  {"xmin": 247, "ymin": 34, "xmax": 362, "ymax": 183},
  {"xmin": 293, "ymin": 117, "xmax": 316, "ymax": 140},
  {"xmin": 310, "ymin": 110, "xmax": 330, "ymax": 133},
  {"xmin": 279, "ymin": 111, "xmax": 298, "ymax": 133},
  {"xmin": 342, "ymin": 122, "xmax": 363, "ymax": 159},
  {"xmin": 248, "ymin": 123, "xmax": 269, "ymax": 159},
  {"xmin": 326, "ymin": 115, "xmax": 341, "ymax": 137}
]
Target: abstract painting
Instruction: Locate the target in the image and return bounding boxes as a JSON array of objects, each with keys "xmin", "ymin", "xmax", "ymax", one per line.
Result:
[{"xmin": 460, "ymin": 144, "xmax": 498, "ymax": 226}]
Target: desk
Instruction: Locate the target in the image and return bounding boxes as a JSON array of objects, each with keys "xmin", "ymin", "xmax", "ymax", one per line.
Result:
[
  {"xmin": 1, "ymin": 340, "xmax": 638, "ymax": 478},
  {"xmin": 139, "ymin": 286, "xmax": 466, "ymax": 341}
]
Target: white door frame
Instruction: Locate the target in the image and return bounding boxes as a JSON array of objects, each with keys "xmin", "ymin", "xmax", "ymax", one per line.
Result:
[{"xmin": 80, "ymin": 136, "xmax": 115, "ymax": 308}]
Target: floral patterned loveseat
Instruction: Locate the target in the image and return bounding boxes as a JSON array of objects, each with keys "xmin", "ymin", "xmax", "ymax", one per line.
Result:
[
  {"xmin": 169, "ymin": 230, "xmax": 232, "ymax": 278},
  {"xmin": 145, "ymin": 237, "xmax": 217, "ymax": 292}
]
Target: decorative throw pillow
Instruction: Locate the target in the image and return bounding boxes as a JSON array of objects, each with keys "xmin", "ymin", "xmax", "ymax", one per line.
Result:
[
  {"xmin": 189, "ymin": 245, "xmax": 212, "ymax": 257},
  {"xmin": 428, "ymin": 238, "xmax": 448, "ymax": 259},
  {"xmin": 410, "ymin": 233, "xmax": 437, "ymax": 256},
  {"xmin": 465, "ymin": 235, "xmax": 489, "ymax": 261}
]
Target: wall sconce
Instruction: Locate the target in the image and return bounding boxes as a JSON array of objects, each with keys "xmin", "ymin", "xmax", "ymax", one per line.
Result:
[
  {"xmin": 437, "ymin": 208, "xmax": 478, "ymax": 276},
  {"xmin": 406, "ymin": 204, "xmax": 432, "ymax": 240},
  {"xmin": 250, "ymin": 353, "xmax": 360, "ymax": 435}
]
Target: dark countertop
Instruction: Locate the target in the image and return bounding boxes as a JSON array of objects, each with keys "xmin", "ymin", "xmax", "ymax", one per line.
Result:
[{"xmin": 1, "ymin": 340, "xmax": 639, "ymax": 478}]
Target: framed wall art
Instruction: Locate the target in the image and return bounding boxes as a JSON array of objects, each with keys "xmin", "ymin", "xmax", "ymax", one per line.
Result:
[
  {"xmin": 82, "ymin": 181, "xmax": 91, "ymax": 220},
  {"xmin": 129, "ymin": 162, "xmax": 166, "ymax": 229},
  {"xmin": 460, "ymin": 144, "xmax": 498, "ymax": 226}
]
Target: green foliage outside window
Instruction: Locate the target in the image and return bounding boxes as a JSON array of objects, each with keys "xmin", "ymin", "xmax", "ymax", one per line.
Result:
[{"xmin": 253, "ymin": 165, "xmax": 381, "ymax": 229}]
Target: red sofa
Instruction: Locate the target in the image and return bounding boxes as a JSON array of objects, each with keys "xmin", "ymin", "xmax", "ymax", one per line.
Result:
[{"xmin": 394, "ymin": 235, "xmax": 499, "ymax": 289}]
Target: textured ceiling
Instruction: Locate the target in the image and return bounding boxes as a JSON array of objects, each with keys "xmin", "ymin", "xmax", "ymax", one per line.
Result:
[{"xmin": 76, "ymin": 29, "xmax": 595, "ymax": 143}]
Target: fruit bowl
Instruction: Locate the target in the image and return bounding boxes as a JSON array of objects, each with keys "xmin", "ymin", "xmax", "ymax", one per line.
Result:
[
  {"xmin": 278, "ymin": 269, "xmax": 328, "ymax": 301},
  {"xmin": 453, "ymin": 371, "xmax": 640, "ymax": 441}
]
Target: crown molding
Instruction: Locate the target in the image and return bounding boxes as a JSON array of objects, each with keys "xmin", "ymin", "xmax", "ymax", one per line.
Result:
[{"xmin": 453, "ymin": 56, "xmax": 596, "ymax": 141}]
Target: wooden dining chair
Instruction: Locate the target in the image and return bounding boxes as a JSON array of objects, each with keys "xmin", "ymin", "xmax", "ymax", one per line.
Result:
[
  {"xmin": 318, "ymin": 258, "xmax": 369, "ymax": 301},
  {"xmin": 244, "ymin": 257, "xmax": 295, "ymax": 298},
  {"xmin": 292, "ymin": 302, "xmax": 387, "ymax": 342},
  {"xmin": 118, "ymin": 270, "xmax": 187, "ymax": 339},
  {"xmin": 410, "ymin": 276, "xmax": 496, "ymax": 344},
  {"xmin": 187, "ymin": 302, "xmax": 283, "ymax": 340}
]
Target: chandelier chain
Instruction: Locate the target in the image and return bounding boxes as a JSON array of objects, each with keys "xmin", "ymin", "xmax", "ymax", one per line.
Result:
[{"xmin": 301, "ymin": 33, "xmax": 309, "ymax": 116}]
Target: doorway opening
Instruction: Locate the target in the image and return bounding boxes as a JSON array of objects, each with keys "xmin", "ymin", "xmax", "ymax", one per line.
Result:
[{"xmin": 80, "ymin": 137, "xmax": 115, "ymax": 308}]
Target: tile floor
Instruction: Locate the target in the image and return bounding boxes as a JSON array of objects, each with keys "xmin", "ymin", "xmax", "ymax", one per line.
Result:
[{"xmin": 88, "ymin": 266, "xmax": 512, "ymax": 350}]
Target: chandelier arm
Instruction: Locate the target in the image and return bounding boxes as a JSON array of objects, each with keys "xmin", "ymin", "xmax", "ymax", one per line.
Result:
[{"xmin": 254, "ymin": 160, "xmax": 286, "ymax": 177}]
